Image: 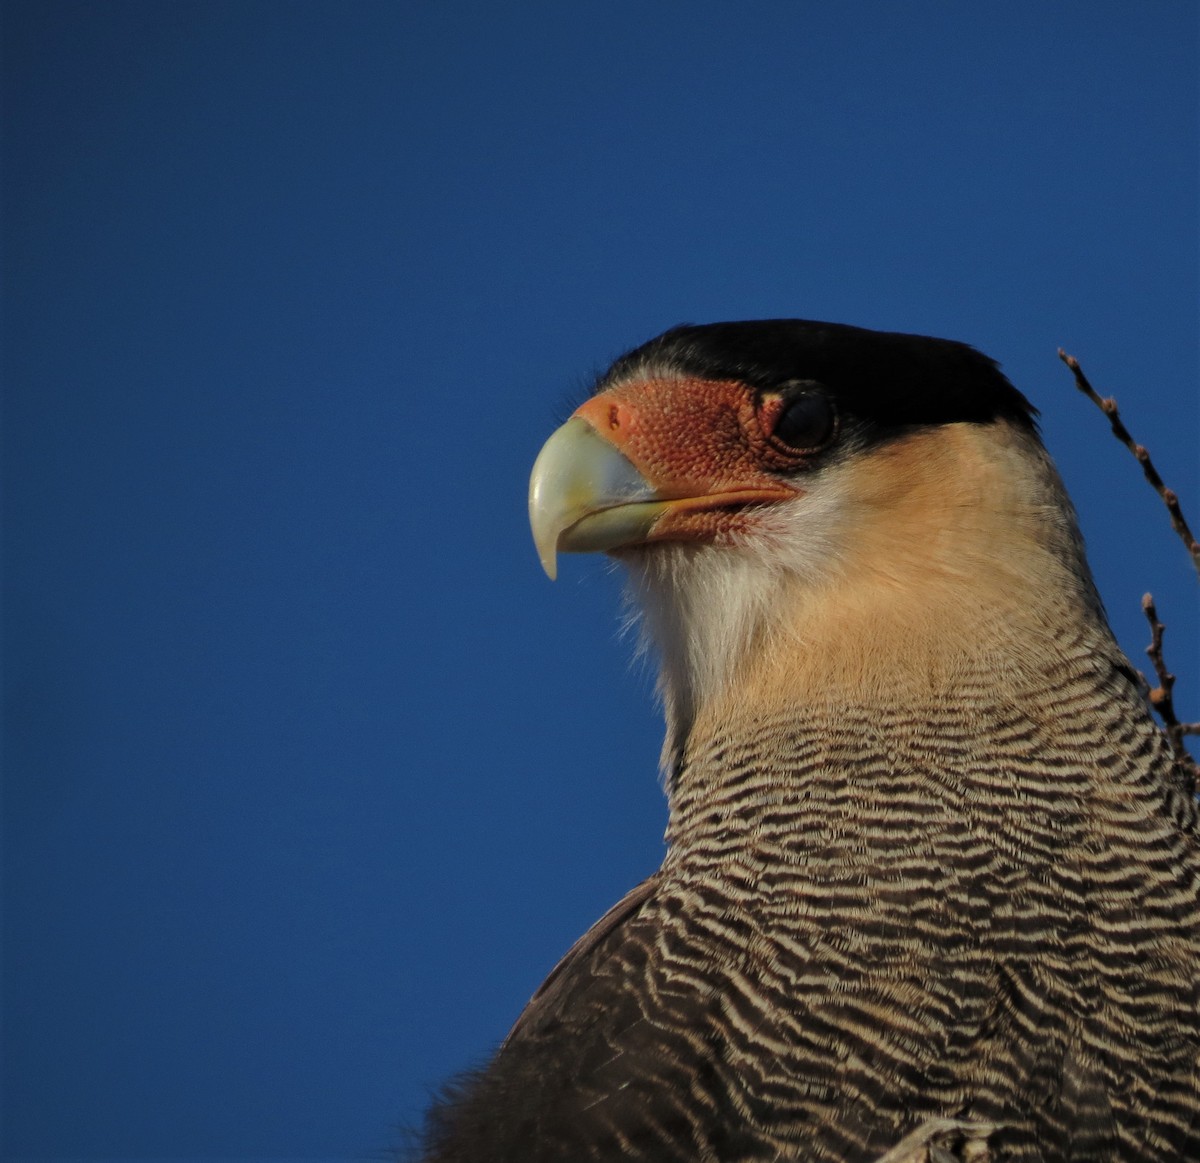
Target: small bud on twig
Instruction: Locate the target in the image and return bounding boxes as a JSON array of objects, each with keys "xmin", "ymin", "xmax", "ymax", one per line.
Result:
[
  {"xmin": 1058, "ymin": 350, "xmax": 1200, "ymax": 578},
  {"xmin": 1140, "ymin": 594, "xmax": 1197, "ymax": 794}
]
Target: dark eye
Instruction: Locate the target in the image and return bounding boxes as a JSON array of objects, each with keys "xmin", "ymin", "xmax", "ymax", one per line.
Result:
[{"xmin": 771, "ymin": 389, "xmax": 836, "ymax": 451}]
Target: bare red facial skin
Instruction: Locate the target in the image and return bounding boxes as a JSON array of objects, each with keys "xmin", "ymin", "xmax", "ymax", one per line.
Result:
[{"xmin": 573, "ymin": 377, "xmax": 803, "ymax": 546}]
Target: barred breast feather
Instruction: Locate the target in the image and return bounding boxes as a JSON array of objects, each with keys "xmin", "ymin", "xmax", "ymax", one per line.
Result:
[{"xmin": 422, "ymin": 630, "xmax": 1200, "ymax": 1161}]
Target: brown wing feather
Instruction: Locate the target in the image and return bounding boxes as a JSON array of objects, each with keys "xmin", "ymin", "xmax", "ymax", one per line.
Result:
[{"xmin": 502, "ymin": 872, "xmax": 661, "ymax": 1047}]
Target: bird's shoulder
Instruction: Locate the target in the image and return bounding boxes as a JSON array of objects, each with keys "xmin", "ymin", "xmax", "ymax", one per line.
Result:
[
  {"xmin": 503, "ymin": 870, "xmax": 663, "ymax": 1045},
  {"xmin": 416, "ymin": 872, "xmax": 729, "ymax": 1162}
]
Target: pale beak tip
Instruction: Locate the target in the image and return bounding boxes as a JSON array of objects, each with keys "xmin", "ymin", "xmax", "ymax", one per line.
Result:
[{"xmin": 528, "ymin": 414, "xmax": 659, "ymax": 582}]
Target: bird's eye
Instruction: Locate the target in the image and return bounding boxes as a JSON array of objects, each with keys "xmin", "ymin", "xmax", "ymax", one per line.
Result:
[{"xmin": 769, "ymin": 388, "xmax": 836, "ymax": 452}]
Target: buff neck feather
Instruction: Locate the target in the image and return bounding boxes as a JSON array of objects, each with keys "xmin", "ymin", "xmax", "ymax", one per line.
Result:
[{"xmin": 617, "ymin": 420, "xmax": 1112, "ymax": 777}]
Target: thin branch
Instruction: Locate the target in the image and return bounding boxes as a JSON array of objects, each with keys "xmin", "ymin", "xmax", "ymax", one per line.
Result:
[
  {"xmin": 1058, "ymin": 350, "xmax": 1200, "ymax": 579},
  {"xmin": 1141, "ymin": 593, "xmax": 1198, "ymax": 794}
]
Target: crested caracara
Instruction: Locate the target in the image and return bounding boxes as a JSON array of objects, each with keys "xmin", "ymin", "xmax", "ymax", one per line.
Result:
[{"xmin": 419, "ymin": 320, "xmax": 1200, "ymax": 1163}]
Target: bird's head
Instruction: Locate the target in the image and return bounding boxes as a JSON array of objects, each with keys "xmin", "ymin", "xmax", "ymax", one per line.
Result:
[{"xmin": 529, "ymin": 321, "xmax": 1104, "ymax": 759}]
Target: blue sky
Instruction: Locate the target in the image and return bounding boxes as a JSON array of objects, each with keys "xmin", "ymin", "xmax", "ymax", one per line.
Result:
[{"xmin": 3, "ymin": 2, "xmax": 1196, "ymax": 1159}]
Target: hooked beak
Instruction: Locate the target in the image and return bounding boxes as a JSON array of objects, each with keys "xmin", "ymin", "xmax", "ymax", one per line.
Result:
[{"xmin": 528, "ymin": 417, "xmax": 668, "ymax": 580}]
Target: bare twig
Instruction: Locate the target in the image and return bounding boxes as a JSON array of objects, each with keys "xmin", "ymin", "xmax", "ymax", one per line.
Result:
[
  {"xmin": 1058, "ymin": 350, "xmax": 1200, "ymax": 579},
  {"xmin": 1141, "ymin": 593, "xmax": 1198, "ymax": 794},
  {"xmin": 1060, "ymin": 350, "xmax": 1197, "ymax": 785}
]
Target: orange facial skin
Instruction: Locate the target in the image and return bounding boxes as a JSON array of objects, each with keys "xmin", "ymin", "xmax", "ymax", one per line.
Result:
[{"xmin": 572, "ymin": 377, "xmax": 802, "ymax": 546}]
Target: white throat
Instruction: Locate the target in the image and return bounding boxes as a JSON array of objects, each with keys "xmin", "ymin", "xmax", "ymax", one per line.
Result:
[{"xmin": 617, "ymin": 468, "xmax": 852, "ymax": 775}]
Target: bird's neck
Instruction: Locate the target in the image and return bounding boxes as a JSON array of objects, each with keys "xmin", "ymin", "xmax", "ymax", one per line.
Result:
[{"xmin": 621, "ymin": 424, "xmax": 1165, "ymax": 854}]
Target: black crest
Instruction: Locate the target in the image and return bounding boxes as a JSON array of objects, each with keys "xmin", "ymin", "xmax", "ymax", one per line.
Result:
[{"xmin": 600, "ymin": 319, "xmax": 1038, "ymax": 433}]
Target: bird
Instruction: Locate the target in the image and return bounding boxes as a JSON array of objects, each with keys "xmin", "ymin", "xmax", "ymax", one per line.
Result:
[{"xmin": 417, "ymin": 320, "xmax": 1200, "ymax": 1162}]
